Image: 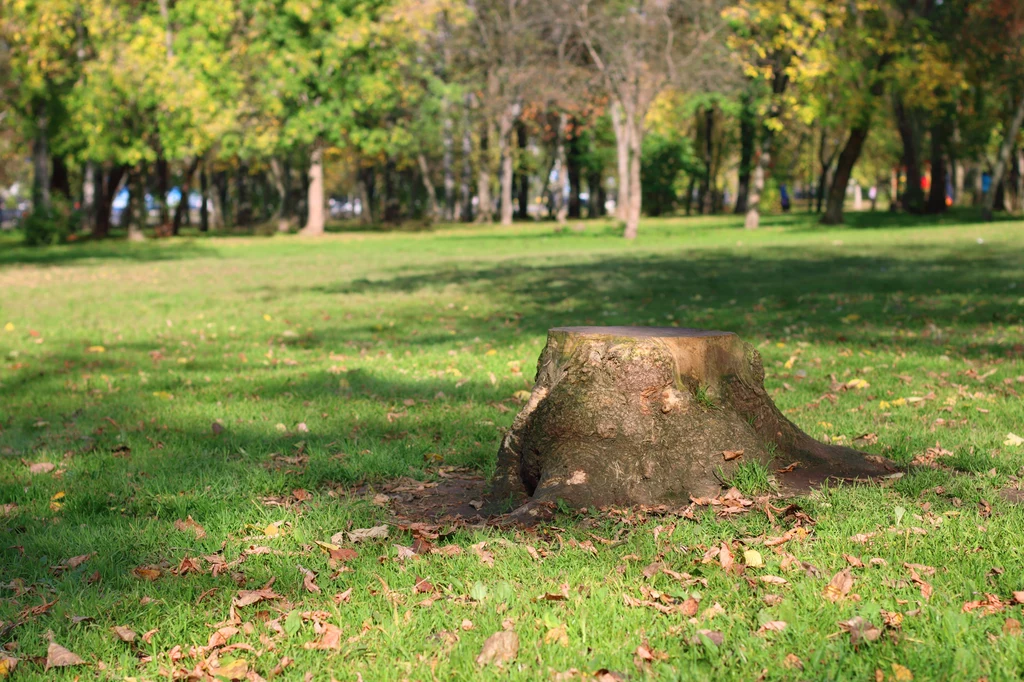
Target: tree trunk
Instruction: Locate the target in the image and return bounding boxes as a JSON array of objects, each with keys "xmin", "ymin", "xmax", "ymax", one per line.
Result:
[
  {"xmin": 623, "ymin": 109, "xmax": 642, "ymax": 240},
  {"xmin": 587, "ymin": 171, "xmax": 603, "ymax": 218},
  {"xmin": 745, "ymin": 133, "xmax": 771, "ymax": 229},
  {"xmin": 895, "ymin": 98, "xmax": 924, "ymax": 213},
  {"xmin": 516, "ymin": 122, "xmax": 529, "ymax": 219},
  {"xmin": 32, "ymin": 102, "xmax": 51, "ymax": 214},
  {"xmin": 81, "ymin": 161, "xmax": 96, "ymax": 231},
  {"xmin": 156, "ymin": 157, "xmax": 171, "ymax": 226},
  {"xmin": 853, "ymin": 184, "xmax": 863, "ymax": 211},
  {"xmin": 983, "ymin": 95, "xmax": 1024, "ymax": 221},
  {"xmin": 358, "ymin": 166, "xmax": 376, "ymax": 225},
  {"xmin": 460, "ymin": 94, "xmax": 473, "ymax": 222},
  {"xmin": 200, "ymin": 165, "xmax": 210, "ymax": 232},
  {"xmin": 417, "ymin": 153, "xmax": 441, "ymax": 222},
  {"xmin": 553, "ymin": 113, "xmax": 569, "ymax": 224},
  {"xmin": 684, "ymin": 174, "xmax": 696, "ymax": 216},
  {"xmin": 822, "ymin": 126, "xmax": 870, "ymax": 225},
  {"xmin": 127, "ymin": 166, "xmax": 146, "ymax": 242},
  {"xmin": 51, "ymin": 155, "xmax": 71, "ymax": 199},
  {"xmin": 488, "ymin": 326, "xmax": 895, "ymax": 513},
  {"xmin": 442, "ymin": 99, "xmax": 455, "ymax": 221},
  {"xmin": 498, "ymin": 103, "xmax": 520, "ymax": 226},
  {"xmin": 567, "ymin": 122, "xmax": 582, "ymax": 220},
  {"xmin": 734, "ymin": 97, "xmax": 755, "ymax": 214},
  {"xmin": 611, "ymin": 101, "xmax": 629, "ymax": 223},
  {"xmin": 173, "ymin": 157, "xmax": 199, "ymax": 235},
  {"xmin": 269, "ymin": 157, "xmax": 290, "ymax": 231},
  {"xmin": 701, "ymin": 107, "xmax": 715, "ymax": 215},
  {"xmin": 92, "ymin": 164, "xmax": 125, "ymax": 238},
  {"xmin": 925, "ymin": 122, "xmax": 949, "ymax": 214},
  {"xmin": 476, "ymin": 124, "xmax": 492, "ymax": 223},
  {"xmin": 301, "ymin": 144, "xmax": 325, "ymax": 235}
]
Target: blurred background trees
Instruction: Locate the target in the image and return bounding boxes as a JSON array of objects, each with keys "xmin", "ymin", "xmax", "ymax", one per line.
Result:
[{"xmin": 1, "ymin": 0, "xmax": 1022, "ymax": 242}]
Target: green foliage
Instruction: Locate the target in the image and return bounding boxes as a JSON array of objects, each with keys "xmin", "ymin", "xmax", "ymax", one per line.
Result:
[
  {"xmin": 728, "ymin": 460, "xmax": 775, "ymax": 495},
  {"xmin": 640, "ymin": 132, "xmax": 693, "ymax": 217},
  {"xmin": 21, "ymin": 200, "xmax": 75, "ymax": 246}
]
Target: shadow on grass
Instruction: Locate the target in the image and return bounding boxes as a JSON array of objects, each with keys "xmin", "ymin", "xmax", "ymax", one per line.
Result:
[{"xmin": 0, "ymin": 236, "xmax": 221, "ymax": 268}]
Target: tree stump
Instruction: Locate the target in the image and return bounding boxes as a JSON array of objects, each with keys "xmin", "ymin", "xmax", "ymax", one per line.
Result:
[{"xmin": 490, "ymin": 326, "xmax": 895, "ymax": 511}]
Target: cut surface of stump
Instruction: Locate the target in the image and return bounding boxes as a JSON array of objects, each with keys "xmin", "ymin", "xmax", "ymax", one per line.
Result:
[{"xmin": 489, "ymin": 326, "xmax": 895, "ymax": 511}]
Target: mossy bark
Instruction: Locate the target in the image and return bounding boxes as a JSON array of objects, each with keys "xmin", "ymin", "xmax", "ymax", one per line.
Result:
[{"xmin": 490, "ymin": 327, "xmax": 895, "ymax": 511}]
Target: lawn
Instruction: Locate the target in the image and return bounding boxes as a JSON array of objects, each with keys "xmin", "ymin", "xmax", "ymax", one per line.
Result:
[{"xmin": 1, "ymin": 211, "xmax": 1024, "ymax": 681}]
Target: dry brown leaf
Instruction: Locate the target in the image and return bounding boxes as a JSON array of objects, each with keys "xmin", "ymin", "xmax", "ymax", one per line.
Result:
[
  {"xmin": 174, "ymin": 516, "xmax": 206, "ymax": 539},
  {"xmin": 413, "ymin": 576, "xmax": 434, "ymax": 594},
  {"xmin": 722, "ymin": 450, "xmax": 744, "ymax": 461},
  {"xmin": 544, "ymin": 624, "xmax": 569, "ymax": 647},
  {"xmin": 719, "ymin": 542, "xmax": 738, "ymax": 575},
  {"xmin": 334, "ymin": 588, "xmax": 353, "ymax": 605},
  {"xmin": 757, "ymin": 621, "xmax": 787, "ymax": 634},
  {"xmin": 45, "ymin": 641, "xmax": 84, "ymax": 670},
  {"xmin": 471, "ymin": 542, "xmax": 495, "ymax": 567},
  {"xmin": 760, "ymin": 575, "xmax": 788, "ymax": 585},
  {"xmin": 906, "ymin": 567, "xmax": 932, "ymax": 601},
  {"xmin": 687, "ymin": 629, "xmax": 724, "ymax": 646},
  {"xmin": 843, "ymin": 554, "xmax": 864, "ymax": 568},
  {"xmin": 303, "ymin": 622, "xmax": 342, "ymax": 651},
  {"xmin": 298, "ymin": 566, "xmax": 320, "ymax": 594},
  {"xmin": 208, "ymin": 657, "xmax": 248, "ymax": 680},
  {"xmin": 823, "ymin": 568, "xmax": 853, "ymax": 602},
  {"xmin": 330, "ymin": 547, "xmax": 358, "ymax": 562},
  {"xmin": 783, "ymin": 653, "xmax": 803, "ymax": 670},
  {"xmin": 476, "ymin": 631, "xmax": 518, "ymax": 667},
  {"xmin": 111, "ymin": 625, "xmax": 136, "ymax": 643},
  {"xmin": 28, "ymin": 462, "xmax": 55, "ymax": 475},
  {"xmin": 132, "ymin": 567, "xmax": 161, "ymax": 581},
  {"xmin": 208, "ymin": 626, "xmax": 238, "ymax": 648},
  {"xmin": 234, "ymin": 586, "xmax": 282, "ymax": 608},
  {"xmin": 838, "ymin": 616, "xmax": 881, "ymax": 645},
  {"xmin": 342, "ymin": 525, "xmax": 388, "ymax": 543}
]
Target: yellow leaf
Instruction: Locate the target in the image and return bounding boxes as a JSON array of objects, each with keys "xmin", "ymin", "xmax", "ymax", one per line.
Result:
[
  {"xmin": 264, "ymin": 523, "xmax": 281, "ymax": 537},
  {"xmin": 846, "ymin": 378, "xmax": 870, "ymax": 390},
  {"xmin": 891, "ymin": 663, "xmax": 913, "ymax": 681},
  {"xmin": 513, "ymin": 390, "xmax": 532, "ymax": 402},
  {"xmin": 152, "ymin": 391, "xmax": 174, "ymax": 400},
  {"xmin": 0, "ymin": 655, "xmax": 17, "ymax": 676},
  {"xmin": 485, "ymin": 349, "xmax": 497, "ymax": 356},
  {"xmin": 784, "ymin": 356, "xmax": 797, "ymax": 369},
  {"xmin": 878, "ymin": 400, "xmax": 891, "ymax": 410},
  {"xmin": 263, "ymin": 314, "xmax": 272, "ymax": 321},
  {"xmin": 3, "ymin": 323, "xmax": 13, "ymax": 332},
  {"xmin": 51, "ymin": 491, "xmax": 65, "ymax": 501},
  {"xmin": 1004, "ymin": 433, "xmax": 1024, "ymax": 447},
  {"xmin": 892, "ymin": 397, "xmax": 906, "ymax": 406},
  {"xmin": 743, "ymin": 550, "xmax": 763, "ymax": 567},
  {"xmin": 87, "ymin": 346, "xmax": 106, "ymax": 353}
]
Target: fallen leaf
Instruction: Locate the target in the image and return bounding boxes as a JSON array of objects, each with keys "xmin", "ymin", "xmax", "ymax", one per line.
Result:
[
  {"xmin": 342, "ymin": 525, "xmax": 388, "ymax": 543},
  {"xmin": 208, "ymin": 626, "xmax": 238, "ymax": 648},
  {"xmin": 760, "ymin": 575, "xmax": 788, "ymax": 585},
  {"xmin": 891, "ymin": 663, "xmax": 913, "ymax": 681},
  {"xmin": 687, "ymin": 630, "xmax": 724, "ymax": 646},
  {"xmin": 132, "ymin": 567, "xmax": 162, "ymax": 581},
  {"xmin": 174, "ymin": 516, "xmax": 206, "ymax": 539},
  {"xmin": 472, "ymin": 542, "xmax": 495, "ymax": 567},
  {"xmin": 1004, "ymin": 618, "xmax": 1022, "ymax": 636},
  {"xmin": 783, "ymin": 653, "xmax": 803, "ymax": 670},
  {"xmin": 743, "ymin": 550, "xmax": 764, "ymax": 568},
  {"xmin": 823, "ymin": 568, "xmax": 853, "ymax": 602},
  {"xmin": 45, "ymin": 641, "xmax": 84, "ymax": 670},
  {"xmin": 209, "ymin": 657, "xmax": 248, "ymax": 680},
  {"xmin": 111, "ymin": 626, "xmax": 136, "ymax": 643},
  {"xmin": 843, "ymin": 554, "xmax": 864, "ymax": 568},
  {"xmin": 476, "ymin": 631, "xmax": 518, "ymax": 667},
  {"xmin": 838, "ymin": 616, "xmax": 881, "ymax": 645},
  {"xmin": 723, "ymin": 449, "xmax": 744, "ymax": 461},
  {"xmin": 0, "ymin": 655, "xmax": 17, "ymax": 677},
  {"xmin": 27, "ymin": 462, "xmax": 55, "ymax": 475},
  {"xmin": 303, "ymin": 622, "xmax": 342, "ymax": 651},
  {"xmin": 212, "ymin": 421, "xmax": 225, "ymax": 435},
  {"xmin": 234, "ymin": 585, "xmax": 282, "ymax": 608},
  {"xmin": 1004, "ymin": 433, "xmax": 1024, "ymax": 447},
  {"xmin": 298, "ymin": 566, "xmax": 320, "ymax": 594},
  {"xmin": 757, "ymin": 620, "xmax": 787, "ymax": 634},
  {"xmin": 719, "ymin": 542, "xmax": 738, "ymax": 575},
  {"xmin": 544, "ymin": 624, "xmax": 569, "ymax": 647}
]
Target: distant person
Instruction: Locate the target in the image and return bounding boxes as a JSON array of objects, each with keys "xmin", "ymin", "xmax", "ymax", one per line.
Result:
[{"xmin": 780, "ymin": 184, "xmax": 791, "ymax": 212}]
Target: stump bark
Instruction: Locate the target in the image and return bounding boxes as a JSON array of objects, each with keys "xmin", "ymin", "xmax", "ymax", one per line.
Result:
[{"xmin": 490, "ymin": 326, "xmax": 895, "ymax": 510}]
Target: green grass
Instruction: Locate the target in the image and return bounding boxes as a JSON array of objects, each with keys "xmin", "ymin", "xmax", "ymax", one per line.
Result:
[{"xmin": 2, "ymin": 211, "xmax": 1024, "ymax": 680}]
